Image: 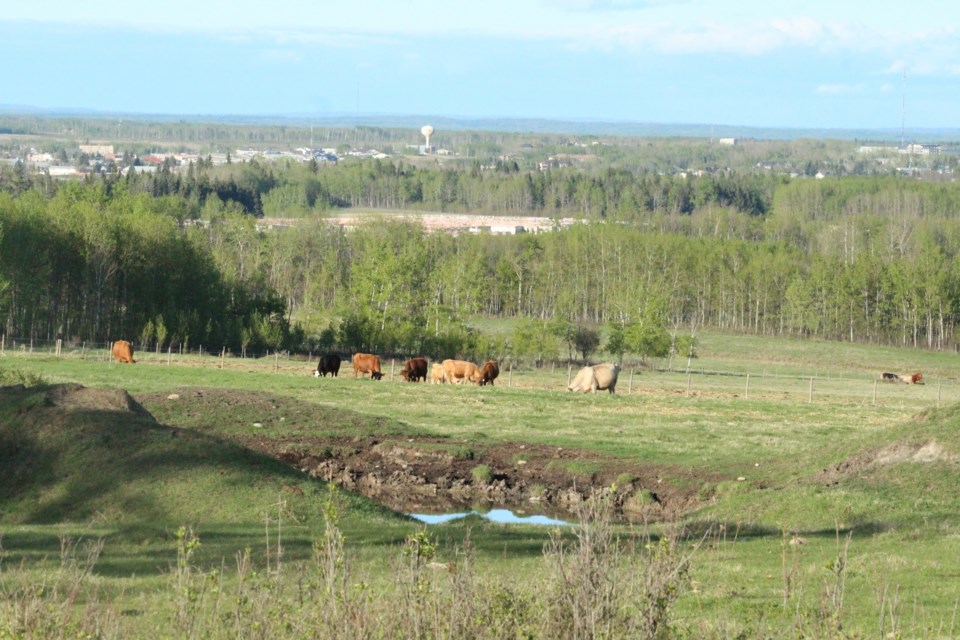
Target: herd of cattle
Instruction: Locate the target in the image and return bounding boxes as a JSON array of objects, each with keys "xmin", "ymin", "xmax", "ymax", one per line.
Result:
[
  {"xmin": 106, "ymin": 339, "xmax": 925, "ymax": 393},
  {"xmin": 315, "ymin": 353, "xmax": 504, "ymax": 386},
  {"xmin": 105, "ymin": 339, "xmax": 616, "ymax": 392},
  {"xmin": 314, "ymin": 352, "xmax": 622, "ymax": 393}
]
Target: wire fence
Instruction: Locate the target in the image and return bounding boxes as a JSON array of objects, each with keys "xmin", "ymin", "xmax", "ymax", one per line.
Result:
[{"xmin": 2, "ymin": 336, "xmax": 955, "ymax": 410}]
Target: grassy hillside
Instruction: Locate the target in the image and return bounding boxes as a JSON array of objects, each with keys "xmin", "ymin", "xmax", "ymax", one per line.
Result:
[{"xmin": 2, "ymin": 331, "xmax": 960, "ymax": 637}]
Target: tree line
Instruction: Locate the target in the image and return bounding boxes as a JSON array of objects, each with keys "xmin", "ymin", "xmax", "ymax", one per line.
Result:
[{"xmin": 3, "ymin": 165, "xmax": 960, "ymax": 363}]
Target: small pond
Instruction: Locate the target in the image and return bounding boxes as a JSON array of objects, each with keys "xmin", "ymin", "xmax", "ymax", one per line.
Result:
[{"xmin": 407, "ymin": 508, "xmax": 571, "ymax": 526}]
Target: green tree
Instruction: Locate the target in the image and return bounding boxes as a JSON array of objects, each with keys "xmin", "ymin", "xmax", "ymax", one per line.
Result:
[
  {"xmin": 573, "ymin": 326, "xmax": 601, "ymax": 362},
  {"xmin": 511, "ymin": 318, "xmax": 559, "ymax": 367}
]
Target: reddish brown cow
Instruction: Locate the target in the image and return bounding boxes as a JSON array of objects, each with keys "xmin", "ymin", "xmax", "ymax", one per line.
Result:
[
  {"xmin": 442, "ymin": 359, "xmax": 483, "ymax": 385},
  {"xmin": 901, "ymin": 371, "xmax": 924, "ymax": 384},
  {"xmin": 400, "ymin": 357, "xmax": 428, "ymax": 382},
  {"xmin": 478, "ymin": 360, "xmax": 500, "ymax": 386},
  {"xmin": 352, "ymin": 353, "xmax": 384, "ymax": 380},
  {"xmin": 111, "ymin": 340, "xmax": 136, "ymax": 364}
]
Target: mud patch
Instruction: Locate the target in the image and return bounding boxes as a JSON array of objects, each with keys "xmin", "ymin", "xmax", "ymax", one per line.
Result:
[
  {"xmin": 817, "ymin": 439, "xmax": 956, "ymax": 485},
  {"xmin": 139, "ymin": 387, "xmax": 715, "ymax": 521}
]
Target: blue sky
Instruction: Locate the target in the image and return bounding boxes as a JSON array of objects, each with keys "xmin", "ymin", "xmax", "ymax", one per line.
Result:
[{"xmin": 3, "ymin": 1, "xmax": 958, "ymax": 129}]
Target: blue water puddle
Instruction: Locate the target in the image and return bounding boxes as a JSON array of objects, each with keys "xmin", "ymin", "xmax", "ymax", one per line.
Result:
[{"xmin": 408, "ymin": 508, "xmax": 570, "ymax": 526}]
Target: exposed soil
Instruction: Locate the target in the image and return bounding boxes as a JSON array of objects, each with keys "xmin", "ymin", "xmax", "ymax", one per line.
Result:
[
  {"xmin": 253, "ymin": 434, "xmax": 712, "ymax": 520},
  {"xmin": 815, "ymin": 438, "xmax": 956, "ymax": 486},
  {"xmin": 133, "ymin": 387, "xmax": 716, "ymax": 521}
]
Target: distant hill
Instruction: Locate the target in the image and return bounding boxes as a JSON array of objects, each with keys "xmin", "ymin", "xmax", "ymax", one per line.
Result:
[{"xmin": 3, "ymin": 105, "xmax": 959, "ymax": 143}]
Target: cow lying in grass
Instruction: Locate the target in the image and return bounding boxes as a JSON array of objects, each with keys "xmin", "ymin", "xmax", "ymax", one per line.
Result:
[
  {"xmin": 901, "ymin": 371, "xmax": 924, "ymax": 384},
  {"xmin": 879, "ymin": 371, "xmax": 924, "ymax": 384}
]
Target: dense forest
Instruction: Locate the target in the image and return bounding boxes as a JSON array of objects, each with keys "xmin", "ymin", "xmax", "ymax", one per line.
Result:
[{"xmin": 2, "ymin": 153, "xmax": 960, "ymax": 362}]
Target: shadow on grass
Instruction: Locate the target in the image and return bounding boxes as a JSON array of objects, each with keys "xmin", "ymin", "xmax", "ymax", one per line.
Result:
[{"xmin": 683, "ymin": 518, "xmax": 897, "ymax": 541}]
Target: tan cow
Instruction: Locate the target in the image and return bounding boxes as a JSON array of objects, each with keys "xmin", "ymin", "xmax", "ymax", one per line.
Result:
[
  {"xmin": 568, "ymin": 363, "xmax": 620, "ymax": 394},
  {"xmin": 111, "ymin": 340, "xmax": 136, "ymax": 364},
  {"xmin": 430, "ymin": 363, "xmax": 446, "ymax": 384},
  {"xmin": 442, "ymin": 359, "xmax": 483, "ymax": 385},
  {"xmin": 352, "ymin": 353, "xmax": 383, "ymax": 380},
  {"xmin": 479, "ymin": 360, "xmax": 500, "ymax": 386}
]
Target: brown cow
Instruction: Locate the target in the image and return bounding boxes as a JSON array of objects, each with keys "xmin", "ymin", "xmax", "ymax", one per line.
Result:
[
  {"xmin": 352, "ymin": 353, "xmax": 383, "ymax": 380},
  {"xmin": 111, "ymin": 340, "xmax": 136, "ymax": 364},
  {"xmin": 479, "ymin": 360, "xmax": 500, "ymax": 386},
  {"xmin": 400, "ymin": 357, "xmax": 428, "ymax": 382},
  {"xmin": 901, "ymin": 371, "xmax": 924, "ymax": 384},
  {"xmin": 430, "ymin": 363, "xmax": 445, "ymax": 384},
  {"xmin": 441, "ymin": 359, "xmax": 483, "ymax": 385}
]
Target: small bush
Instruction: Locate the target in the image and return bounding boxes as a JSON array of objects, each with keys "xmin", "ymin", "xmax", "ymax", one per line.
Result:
[
  {"xmin": 616, "ymin": 472, "xmax": 638, "ymax": 488},
  {"xmin": 471, "ymin": 464, "xmax": 493, "ymax": 485},
  {"xmin": 0, "ymin": 365, "xmax": 47, "ymax": 387},
  {"xmin": 454, "ymin": 447, "xmax": 476, "ymax": 460}
]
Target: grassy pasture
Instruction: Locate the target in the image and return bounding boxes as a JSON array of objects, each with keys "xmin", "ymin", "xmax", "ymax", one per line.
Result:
[{"xmin": 2, "ymin": 331, "xmax": 960, "ymax": 636}]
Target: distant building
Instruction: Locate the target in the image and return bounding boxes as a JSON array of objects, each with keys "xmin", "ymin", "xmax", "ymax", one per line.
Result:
[
  {"xmin": 490, "ymin": 225, "xmax": 526, "ymax": 235},
  {"xmin": 47, "ymin": 166, "xmax": 80, "ymax": 177},
  {"xmin": 79, "ymin": 144, "xmax": 115, "ymax": 160},
  {"xmin": 900, "ymin": 143, "xmax": 941, "ymax": 155}
]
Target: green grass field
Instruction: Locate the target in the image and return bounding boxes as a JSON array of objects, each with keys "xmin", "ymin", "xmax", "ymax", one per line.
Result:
[{"xmin": 2, "ymin": 332, "xmax": 959, "ymax": 637}]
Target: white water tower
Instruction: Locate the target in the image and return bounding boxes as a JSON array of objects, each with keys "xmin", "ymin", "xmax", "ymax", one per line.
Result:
[{"xmin": 420, "ymin": 124, "xmax": 434, "ymax": 152}]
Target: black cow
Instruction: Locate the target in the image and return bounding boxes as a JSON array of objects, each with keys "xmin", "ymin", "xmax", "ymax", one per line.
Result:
[{"xmin": 315, "ymin": 354, "xmax": 342, "ymax": 378}]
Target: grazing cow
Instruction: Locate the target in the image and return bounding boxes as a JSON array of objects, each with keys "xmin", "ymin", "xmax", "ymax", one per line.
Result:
[
  {"xmin": 479, "ymin": 360, "xmax": 500, "ymax": 386},
  {"xmin": 314, "ymin": 354, "xmax": 341, "ymax": 378},
  {"xmin": 111, "ymin": 340, "xmax": 136, "ymax": 364},
  {"xmin": 568, "ymin": 363, "xmax": 620, "ymax": 394},
  {"xmin": 400, "ymin": 357, "xmax": 429, "ymax": 382},
  {"xmin": 352, "ymin": 353, "xmax": 384, "ymax": 380},
  {"xmin": 901, "ymin": 371, "xmax": 924, "ymax": 384},
  {"xmin": 880, "ymin": 372, "xmax": 900, "ymax": 382},
  {"xmin": 441, "ymin": 359, "xmax": 483, "ymax": 385},
  {"xmin": 430, "ymin": 363, "xmax": 446, "ymax": 384}
]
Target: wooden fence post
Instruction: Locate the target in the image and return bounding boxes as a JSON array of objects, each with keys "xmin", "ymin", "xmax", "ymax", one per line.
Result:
[
  {"xmin": 686, "ymin": 372, "xmax": 692, "ymax": 397},
  {"xmin": 567, "ymin": 364, "xmax": 572, "ymax": 386},
  {"xmin": 873, "ymin": 379, "xmax": 878, "ymax": 406},
  {"xmin": 509, "ymin": 363, "xmax": 513, "ymax": 387},
  {"xmin": 2, "ymin": 334, "xmax": 5, "ymax": 357},
  {"xmin": 274, "ymin": 351, "xmax": 279, "ymax": 373},
  {"xmin": 628, "ymin": 369, "xmax": 634, "ymax": 394},
  {"xmin": 221, "ymin": 347, "xmax": 226, "ymax": 370},
  {"xmin": 56, "ymin": 339, "xmax": 62, "ymax": 358},
  {"xmin": 81, "ymin": 341, "xmax": 86, "ymax": 360},
  {"xmin": 168, "ymin": 345, "xmax": 172, "ymax": 366},
  {"xmin": 808, "ymin": 377, "xmax": 814, "ymax": 403},
  {"xmin": 390, "ymin": 359, "xmax": 395, "ymax": 381},
  {"xmin": 745, "ymin": 373, "xmax": 750, "ymax": 399},
  {"xmin": 938, "ymin": 378, "xmax": 942, "ymax": 409}
]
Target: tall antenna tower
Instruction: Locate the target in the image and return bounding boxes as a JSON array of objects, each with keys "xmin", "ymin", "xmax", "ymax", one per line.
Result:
[{"xmin": 900, "ymin": 69, "xmax": 906, "ymax": 150}]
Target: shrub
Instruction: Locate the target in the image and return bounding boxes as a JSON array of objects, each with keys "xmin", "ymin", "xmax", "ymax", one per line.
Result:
[{"xmin": 471, "ymin": 464, "xmax": 493, "ymax": 485}]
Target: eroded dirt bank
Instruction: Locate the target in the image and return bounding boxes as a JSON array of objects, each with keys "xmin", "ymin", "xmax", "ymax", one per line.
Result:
[{"xmin": 138, "ymin": 387, "xmax": 713, "ymax": 521}]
